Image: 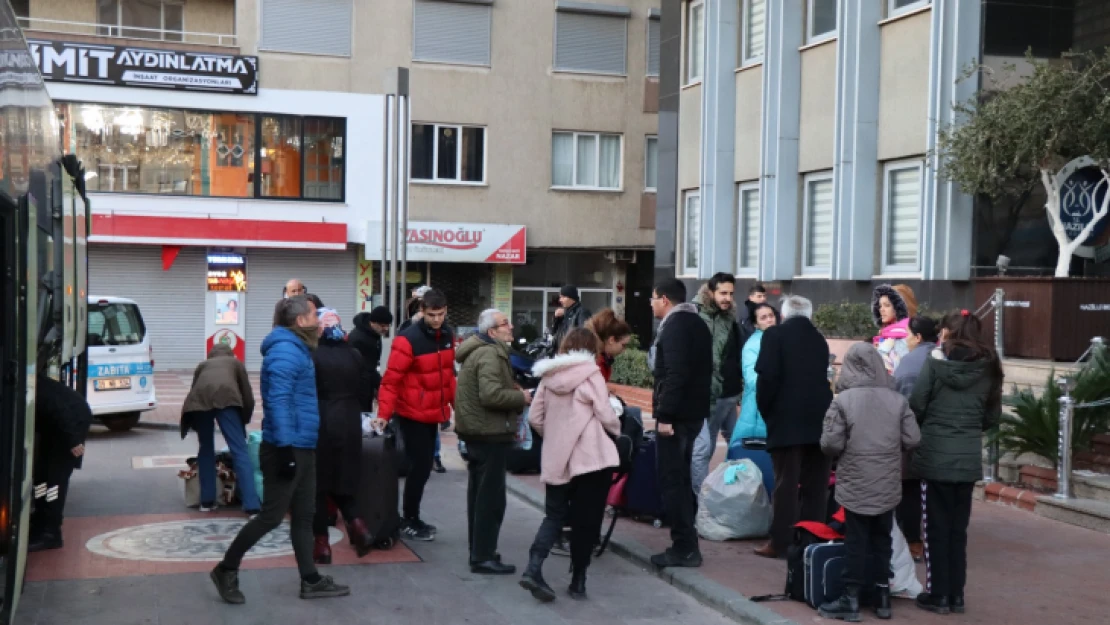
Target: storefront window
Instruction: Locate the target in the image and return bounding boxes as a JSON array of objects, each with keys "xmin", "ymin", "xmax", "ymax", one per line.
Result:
[
  {"xmin": 57, "ymin": 103, "xmax": 345, "ymax": 202},
  {"xmin": 303, "ymin": 118, "xmax": 344, "ymax": 200},
  {"xmin": 260, "ymin": 116, "xmax": 301, "ymax": 198}
]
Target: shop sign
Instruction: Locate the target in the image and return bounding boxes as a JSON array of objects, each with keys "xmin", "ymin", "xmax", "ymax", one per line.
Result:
[
  {"xmin": 206, "ymin": 252, "xmax": 247, "ymax": 291},
  {"xmin": 27, "ymin": 38, "xmax": 259, "ymax": 95},
  {"xmin": 365, "ymin": 221, "xmax": 526, "ymax": 264},
  {"xmin": 493, "ymin": 265, "xmax": 513, "ymax": 317},
  {"xmin": 1055, "ymin": 156, "xmax": 1110, "ymax": 255}
]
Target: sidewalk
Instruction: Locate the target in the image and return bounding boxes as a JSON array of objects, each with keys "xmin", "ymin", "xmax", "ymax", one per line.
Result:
[{"xmin": 507, "ymin": 473, "xmax": 1110, "ymax": 625}]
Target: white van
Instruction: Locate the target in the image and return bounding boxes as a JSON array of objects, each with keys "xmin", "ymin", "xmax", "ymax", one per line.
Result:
[{"xmin": 86, "ymin": 296, "xmax": 157, "ymax": 431}]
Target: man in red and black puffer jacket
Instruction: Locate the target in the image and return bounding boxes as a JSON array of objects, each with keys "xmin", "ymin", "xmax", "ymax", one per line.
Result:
[{"xmin": 376, "ymin": 288, "xmax": 457, "ymax": 542}]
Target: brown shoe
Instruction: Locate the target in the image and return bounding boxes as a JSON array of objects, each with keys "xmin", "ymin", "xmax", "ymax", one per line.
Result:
[
  {"xmin": 753, "ymin": 542, "xmax": 779, "ymax": 559},
  {"xmin": 909, "ymin": 542, "xmax": 924, "ymax": 562},
  {"xmin": 346, "ymin": 518, "xmax": 373, "ymax": 558},
  {"xmin": 313, "ymin": 535, "xmax": 332, "ymax": 565}
]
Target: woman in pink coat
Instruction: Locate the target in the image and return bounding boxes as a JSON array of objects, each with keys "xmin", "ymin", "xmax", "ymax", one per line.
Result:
[{"xmin": 519, "ymin": 328, "xmax": 621, "ymax": 604}]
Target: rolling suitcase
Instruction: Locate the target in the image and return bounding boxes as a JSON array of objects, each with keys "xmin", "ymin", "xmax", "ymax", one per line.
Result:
[
  {"xmin": 353, "ymin": 432, "xmax": 402, "ymax": 549},
  {"xmin": 623, "ymin": 431, "xmax": 665, "ymax": 525},
  {"xmin": 803, "ymin": 541, "xmax": 883, "ymax": 609}
]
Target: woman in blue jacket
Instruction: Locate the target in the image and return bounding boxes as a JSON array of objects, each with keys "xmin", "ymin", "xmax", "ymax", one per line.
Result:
[
  {"xmin": 732, "ymin": 303, "xmax": 779, "ymax": 449},
  {"xmin": 210, "ymin": 295, "xmax": 349, "ymax": 604}
]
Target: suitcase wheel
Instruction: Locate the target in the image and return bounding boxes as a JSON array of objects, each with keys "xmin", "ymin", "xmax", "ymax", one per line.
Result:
[{"xmin": 374, "ymin": 538, "xmax": 395, "ymax": 550}]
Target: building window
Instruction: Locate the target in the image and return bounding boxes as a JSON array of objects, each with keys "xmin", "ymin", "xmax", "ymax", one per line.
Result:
[
  {"xmin": 647, "ymin": 16, "xmax": 661, "ymax": 77},
  {"xmin": 888, "ymin": 0, "xmax": 930, "ymax": 18},
  {"xmin": 883, "ymin": 161, "xmax": 923, "ymax": 272},
  {"xmin": 303, "ymin": 118, "xmax": 345, "ymax": 200},
  {"xmin": 803, "ymin": 172, "xmax": 834, "ymax": 274},
  {"xmin": 57, "ymin": 103, "xmax": 345, "ymax": 202},
  {"xmin": 260, "ymin": 0, "xmax": 353, "ymax": 57},
  {"xmin": 686, "ymin": 0, "xmax": 705, "ymax": 84},
  {"xmin": 96, "ymin": 0, "xmax": 184, "ymax": 41},
  {"xmin": 413, "ymin": 0, "xmax": 492, "ymax": 66},
  {"xmin": 554, "ymin": 6, "xmax": 629, "ymax": 76},
  {"xmin": 807, "ymin": 0, "xmax": 837, "ymax": 44},
  {"xmin": 552, "ymin": 131, "xmax": 622, "ymax": 191},
  {"xmin": 737, "ymin": 183, "xmax": 760, "ymax": 272},
  {"xmin": 680, "ymin": 190, "xmax": 701, "ymax": 276},
  {"xmin": 644, "ymin": 136, "xmax": 658, "ymax": 192},
  {"xmin": 411, "ymin": 123, "xmax": 486, "ymax": 184},
  {"xmin": 742, "ymin": 0, "xmax": 765, "ymax": 65}
]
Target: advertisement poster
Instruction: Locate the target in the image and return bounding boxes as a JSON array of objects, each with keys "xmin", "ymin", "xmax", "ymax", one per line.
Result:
[
  {"xmin": 207, "ymin": 329, "xmax": 245, "ymax": 362},
  {"xmin": 493, "ymin": 265, "xmax": 513, "ymax": 317},
  {"xmin": 215, "ymin": 293, "xmax": 240, "ymax": 325},
  {"xmin": 357, "ymin": 251, "xmax": 373, "ymax": 313}
]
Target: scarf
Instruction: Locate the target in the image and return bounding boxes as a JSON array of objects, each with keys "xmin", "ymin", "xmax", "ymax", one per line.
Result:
[{"xmin": 293, "ymin": 324, "xmax": 319, "ymax": 350}]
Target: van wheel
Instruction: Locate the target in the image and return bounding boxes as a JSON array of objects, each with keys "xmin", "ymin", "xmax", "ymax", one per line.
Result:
[{"xmin": 102, "ymin": 412, "xmax": 141, "ymax": 432}]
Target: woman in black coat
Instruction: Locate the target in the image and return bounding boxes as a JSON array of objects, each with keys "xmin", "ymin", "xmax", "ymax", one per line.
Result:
[{"xmin": 312, "ymin": 308, "xmax": 374, "ymax": 563}]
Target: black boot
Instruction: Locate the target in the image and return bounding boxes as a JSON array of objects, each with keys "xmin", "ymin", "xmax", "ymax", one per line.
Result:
[
  {"xmin": 874, "ymin": 585, "xmax": 892, "ymax": 620},
  {"xmin": 519, "ymin": 551, "xmax": 556, "ymax": 603},
  {"xmin": 915, "ymin": 593, "xmax": 951, "ymax": 615},
  {"xmin": 818, "ymin": 587, "xmax": 861, "ymax": 623},
  {"xmin": 28, "ymin": 531, "xmax": 63, "ymax": 553},
  {"xmin": 567, "ymin": 567, "xmax": 587, "ymax": 601}
]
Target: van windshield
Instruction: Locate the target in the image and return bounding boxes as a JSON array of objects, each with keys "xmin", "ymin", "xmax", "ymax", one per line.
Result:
[{"xmin": 88, "ymin": 302, "xmax": 146, "ymax": 346}]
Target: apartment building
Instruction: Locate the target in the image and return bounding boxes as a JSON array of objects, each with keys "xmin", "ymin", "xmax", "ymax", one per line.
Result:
[
  {"xmin": 655, "ymin": 0, "xmax": 1110, "ymax": 309},
  {"xmin": 18, "ymin": 0, "xmax": 661, "ymax": 369}
]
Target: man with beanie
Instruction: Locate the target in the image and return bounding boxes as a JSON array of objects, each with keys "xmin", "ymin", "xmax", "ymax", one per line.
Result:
[
  {"xmin": 551, "ymin": 285, "xmax": 592, "ymax": 352},
  {"xmin": 349, "ymin": 306, "xmax": 392, "ymax": 411}
]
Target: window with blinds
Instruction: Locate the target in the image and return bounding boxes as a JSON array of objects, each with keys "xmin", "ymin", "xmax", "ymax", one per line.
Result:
[
  {"xmin": 647, "ymin": 16, "xmax": 661, "ymax": 76},
  {"xmin": 682, "ymin": 190, "xmax": 701, "ymax": 276},
  {"xmin": 261, "ymin": 0, "xmax": 352, "ymax": 57},
  {"xmin": 413, "ymin": 0, "xmax": 492, "ymax": 66},
  {"xmin": 686, "ymin": 0, "xmax": 704, "ymax": 83},
  {"xmin": 743, "ymin": 0, "xmax": 765, "ymax": 65},
  {"xmin": 737, "ymin": 183, "xmax": 760, "ymax": 272},
  {"xmin": 804, "ymin": 174, "xmax": 833, "ymax": 273},
  {"xmin": 645, "ymin": 136, "xmax": 658, "ymax": 191},
  {"xmin": 554, "ymin": 8, "xmax": 629, "ymax": 75},
  {"xmin": 884, "ymin": 162, "xmax": 923, "ymax": 271}
]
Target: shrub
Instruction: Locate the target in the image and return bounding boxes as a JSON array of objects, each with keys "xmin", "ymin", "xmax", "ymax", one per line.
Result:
[
  {"xmin": 611, "ymin": 334, "xmax": 654, "ymax": 389},
  {"xmin": 813, "ymin": 301, "xmax": 874, "ymax": 339},
  {"xmin": 991, "ymin": 347, "xmax": 1110, "ymax": 467}
]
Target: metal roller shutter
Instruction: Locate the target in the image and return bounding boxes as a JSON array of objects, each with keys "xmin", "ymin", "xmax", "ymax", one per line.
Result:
[
  {"xmin": 244, "ymin": 247, "xmax": 357, "ymax": 370},
  {"xmin": 413, "ymin": 0, "xmax": 492, "ymax": 66},
  {"xmin": 88, "ymin": 245, "xmax": 206, "ymax": 371},
  {"xmin": 554, "ymin": 11, "xmax": 628, "ymax": 75},
  {"xmin": 261, "ymin": 0, "xmax": 353, "ymax": 57}
]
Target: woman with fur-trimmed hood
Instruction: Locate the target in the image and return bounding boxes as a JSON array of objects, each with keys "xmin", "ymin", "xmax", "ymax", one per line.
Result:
[{"xmin": 872, "ymin": 284, "xmax": 918, "ymax": 374}]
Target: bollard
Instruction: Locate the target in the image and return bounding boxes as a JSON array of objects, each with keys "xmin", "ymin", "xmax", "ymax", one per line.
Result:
[
  {"xmin": 993, "ymin": 288, "xmax": 1005, "ymax": 359},
  {"xmin": 1055, "ymin": 376, "xmax": 1075, "ymax": 500}
]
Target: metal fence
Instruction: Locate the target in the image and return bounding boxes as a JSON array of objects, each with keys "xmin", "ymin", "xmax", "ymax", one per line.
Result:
[{"xmin": 1054, "ymin": 336, "xmax": 1108, "ymax": 500}]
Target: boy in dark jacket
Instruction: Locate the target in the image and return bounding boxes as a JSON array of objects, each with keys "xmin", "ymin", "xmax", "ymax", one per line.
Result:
[
  {"xmin": 819, "ymin": 343, "xmax": 921, "ymax": 622},
  {"xmin": 348, "ymin": 306, "xmax": 391, "ymax": 410},
  {"xmin": 648, "ymin": 278, "xmax": 712, "ymax": 569}
]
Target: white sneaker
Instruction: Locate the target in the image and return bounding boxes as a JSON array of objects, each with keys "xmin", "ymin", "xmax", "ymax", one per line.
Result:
[{"xmin": 199, "ymin": 504, "xmax": 217, "ymax": 512}]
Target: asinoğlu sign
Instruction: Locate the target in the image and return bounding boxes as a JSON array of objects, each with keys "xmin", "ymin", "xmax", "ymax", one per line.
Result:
[
  {"xmin": 365, "ymin": 221, "xmax": 527, "ymax": 264},
  {"xmin": 28, "ymin": 38, "xmax": 258, "ymax": 95}
]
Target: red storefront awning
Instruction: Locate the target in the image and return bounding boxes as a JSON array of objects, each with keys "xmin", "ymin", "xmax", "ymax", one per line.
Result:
[{"xmin": 91, "ymin": 214, "xmax": 348, "ymax": 250}]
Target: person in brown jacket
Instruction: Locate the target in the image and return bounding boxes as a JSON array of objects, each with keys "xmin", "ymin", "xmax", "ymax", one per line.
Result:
[
  {"xmin": 181, "ymin": 343, "xmax": 259, "ymax": 515},
  {"xmin": 818, "ymin": 343, "xmax": 921, "ymax": 622}
]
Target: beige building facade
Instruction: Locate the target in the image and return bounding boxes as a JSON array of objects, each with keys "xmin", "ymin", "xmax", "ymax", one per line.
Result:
[{"xmin": 20, "ymin": 0, "xmax": 663, "ymax": 368}]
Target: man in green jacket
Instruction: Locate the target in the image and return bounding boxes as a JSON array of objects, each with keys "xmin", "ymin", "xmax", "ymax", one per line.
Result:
[
  {"xmin": 455, "ymin": 309, "xmax": 531, "ymax": 575},
  {"xmin": 690, "ymin": 273, "xmax": 744, "ymax": 494}
]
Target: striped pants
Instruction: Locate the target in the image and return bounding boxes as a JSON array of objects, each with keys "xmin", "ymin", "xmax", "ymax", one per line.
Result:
[{"xmin": 921, "ymin": 480, "xmax": 974, "ymax": 598}]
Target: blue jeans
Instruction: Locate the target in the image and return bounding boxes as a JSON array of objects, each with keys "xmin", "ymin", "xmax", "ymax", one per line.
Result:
[
  {"xmin": 691, "ymin": 395, "xmax": 739, "ymax": 495},
  {"xmin": 193, "ymin": 406, "xmax": 260, "ymax": 512}
]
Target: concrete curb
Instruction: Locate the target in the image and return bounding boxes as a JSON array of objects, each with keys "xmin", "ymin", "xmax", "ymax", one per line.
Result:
[
  {"xmin": 135, "ymin": 421, "xmax": 180, "ymax": 432},
  {"xmin": 505, "ymin": 476, "xmax": 799, "ymax": 625}
]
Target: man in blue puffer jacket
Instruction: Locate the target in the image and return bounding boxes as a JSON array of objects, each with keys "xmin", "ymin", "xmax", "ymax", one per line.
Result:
[{"xmin": 211, "ymin": 295, "xmax": 349, "ymax": 604}]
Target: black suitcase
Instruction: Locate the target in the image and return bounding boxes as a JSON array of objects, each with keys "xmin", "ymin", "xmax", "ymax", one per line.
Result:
[
  {"xmin": 353, "ymin": 432, "xmax": 402, "ymax": 548},
  {"xmin": 506, "ymin": 427, "xmax": 543, "ymax": 474}
]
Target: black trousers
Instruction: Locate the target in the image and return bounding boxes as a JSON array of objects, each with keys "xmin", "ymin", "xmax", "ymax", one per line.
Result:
[
  {"xmin": 397, "ymin": 416, "xmax": 438, "ymax": 520},
  {"xmin": 843, "ymin": 509, "xmax": 894, "ymax": 590},
  {"xmin": 222, "ymin": 444, "xmax": 318, "ymax": 578},
  {"xmin": 769, "ymin": 444, "xmax": 831, "ymax": 554},
  {"xmin": 657, "ymin": 420, "xmax": 703, "ymax": 554},
  {"xmin": 31, "ymin": 441, "xmax": 76, "ymax": 536},
  {"xmin": 529, "ymin": 469, "xmax": 612, "ymax": 568},
  {"xmin": 312, "ymin": 492, "xmax": 357, "ymax": 537},
  {"xmin": 923, "ymin": 480, "xmax": 974, "ymax": 598},
  {"xmin": 465, "ymin": 440, "xmax": 510, "ymax": 563},
  {"xmin": 897, "ymin": 479, "xmax": 923, "ymax": 543}
]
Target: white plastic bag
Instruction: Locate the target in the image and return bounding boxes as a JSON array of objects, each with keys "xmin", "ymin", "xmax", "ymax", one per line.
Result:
[
  {"xmin": 696, "ymin": 459, "xmax": 772, "ymax": 541},
  {"xmin": 890, "ymin": 522, "xmax": 923, "ymax": 598},
  {"xmin": 515, "ymin": 407, "xmax": 533, "ymax": 450}
]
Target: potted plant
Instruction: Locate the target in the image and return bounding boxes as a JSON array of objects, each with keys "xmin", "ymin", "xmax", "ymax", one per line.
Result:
[{"xmin": 936, "ymin": 50, "xmax": 1110, "ymax": 360}]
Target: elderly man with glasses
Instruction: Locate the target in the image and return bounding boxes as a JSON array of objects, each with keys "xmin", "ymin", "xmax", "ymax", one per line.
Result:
[{"xmin": 454, "ymin": 308, "xmax": 532, "ymax": 574}]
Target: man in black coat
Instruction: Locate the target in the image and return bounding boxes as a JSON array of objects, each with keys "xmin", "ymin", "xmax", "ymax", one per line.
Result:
[
  {"xmin": 753, "ymin": 295, "xmax": 833, "ymax": 558},
  {"xmin": 349, "ymin": 306, "xmax": 392, "ymax": 411},
  {"xmin": 550, "ymin": 285, "xmax": 591, "ymax": 354},
  {"xmin": 648, "ymin": 278, "xmax": 712, "ymax": 569},
  {"xmin": 30, "ymin": 375, "xmax": 93, "ymax": 552},
  {"xmin": 737, "ymin": 282, "xmax": 768, "ymax": 349}
]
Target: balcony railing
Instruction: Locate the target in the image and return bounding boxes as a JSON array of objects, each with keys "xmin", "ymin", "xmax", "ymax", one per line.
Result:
[{"xmin": 17, "ymin": 17, "xmax": 237, "ymax": 48}]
